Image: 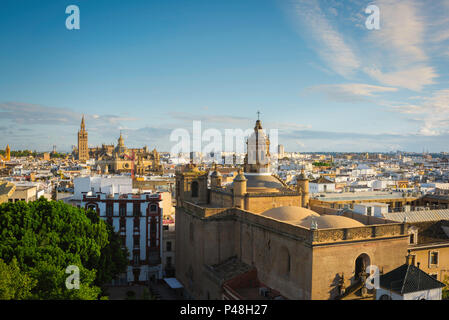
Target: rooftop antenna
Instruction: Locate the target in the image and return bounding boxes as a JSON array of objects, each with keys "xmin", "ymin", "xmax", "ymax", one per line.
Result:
[{"xmin": 257, "ymin": 110, "xmax": 261, "ymax": 121}]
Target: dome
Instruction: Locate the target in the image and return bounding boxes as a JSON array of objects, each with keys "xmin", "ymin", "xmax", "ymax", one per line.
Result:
[
  {"xmin": 296, "ymin": 215, "xmax": 364, "ymax": 229},
  {"xmin": 261, "ymin": 206, "xmax": 319, "ymax": 222},
  {"xmin": 244, "ymin": 174, "xmax": 284, "ymax": 190}
]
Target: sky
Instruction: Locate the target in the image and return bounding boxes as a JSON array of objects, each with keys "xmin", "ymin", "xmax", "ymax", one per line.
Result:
[{"xmin": 0, "ymin": 0, "xmax": 448, "ymax": 153}]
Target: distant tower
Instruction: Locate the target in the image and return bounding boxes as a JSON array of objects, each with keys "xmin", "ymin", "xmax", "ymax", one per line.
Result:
[
  {"xmin": 278, "ymin": 144, "xmax": 285, "ymax": 159},
  {"xmin": 210, "ymin": 163, "xmax": 222, "ymax": 188},
  {"xmin": 77, "ymin": 116, "xmax": 89, "ymax": 162},
  {"xmin": 233, "ymin": 170, "xmax": 247, "ymax": 209},
  {"xmin": 5, "ymin": 144, "xmax": 10, "ymax": 161},
  {"xmin": 244, "ymin": 117, "xmax": 271, "ymax": 173},
  {"xmin": 117, "ymin": 132, "xmax": 126, "ymax": 155},
  {"xmin": 296, "ymin": 169, "xmax": 309, "ymax": 208}
]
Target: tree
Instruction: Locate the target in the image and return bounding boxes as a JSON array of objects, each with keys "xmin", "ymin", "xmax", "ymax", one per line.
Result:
[
  {"xmin": 0, "ymin": 198, "xmax": 128, "ymax": 299},
  {"xmin": 0, "ymin": 258, "xmax": 36, "ymax": 299},
  {"xmin": 443, "ymin": 276, "xmax": 449, "ymax": 300}
]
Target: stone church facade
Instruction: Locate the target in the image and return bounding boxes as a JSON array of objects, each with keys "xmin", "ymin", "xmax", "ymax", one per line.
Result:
[{"xmin": 175, "ymin": 119, "xmax": 410, "ymax": 300}]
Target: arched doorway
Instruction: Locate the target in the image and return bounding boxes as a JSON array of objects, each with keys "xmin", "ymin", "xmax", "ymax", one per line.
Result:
[{"xmin": 354, "ymin": 253, "xmax": 370, "ymax": 281}]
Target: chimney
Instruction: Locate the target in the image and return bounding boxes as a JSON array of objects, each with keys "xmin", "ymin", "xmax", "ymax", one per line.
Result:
[{"xmin": 405, "ymin": 250, "xmax": 414, "ymax": 265}]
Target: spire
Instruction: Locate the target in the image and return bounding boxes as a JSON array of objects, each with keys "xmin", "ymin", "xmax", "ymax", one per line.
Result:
[
  {"xmin": 118, "ymin": 131, "xmax": 124, "ymax": 147},
  {"xmin": 80, "ymin": 115, "xmax": 85, "ymax": 130}
]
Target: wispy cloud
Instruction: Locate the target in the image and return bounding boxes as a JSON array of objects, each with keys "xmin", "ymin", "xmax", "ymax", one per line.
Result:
[
  {"xmin": 363, "ymin": 66, "xmax": 437, "ymax": 91},
  {"xmin": 287, "ymin": 0, "xmax": 446, "ymax": 91},
  {"xmin": 388, "ymin": 89, "xmax": 449, "ymax": 136},
  {"xmin": 305, "ymin": 83, "xmax": 398, "ymax": 102},
  {"xmin": 290, "ymin": 0, "xmax": 361, "ymax": 77}
]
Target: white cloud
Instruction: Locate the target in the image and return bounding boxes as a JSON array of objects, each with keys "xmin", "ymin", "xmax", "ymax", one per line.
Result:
[
  {"xmin": 291, "ymin": 0, "xmax": 360, "ymax": 77},
  {"xmin": 364, "ymin": 66, "xmax": 438, "ymax": 91},
  {"xmin": 305, "ymin": 83, "xmax": 397, "ymax": 102},
  {"xmin": 374, "ymin": 0, "xmax": 427, "ymax": 64},
  {"xmin": 389, "ymin": 89, "xmax": 449, "ymax": 135}
]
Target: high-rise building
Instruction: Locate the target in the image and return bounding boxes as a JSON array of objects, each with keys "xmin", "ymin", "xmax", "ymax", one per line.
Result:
[
  {"xmin": 77, "ymin": 116, "xmax": 89, "ymax": 162},
  {"xmin": 278, "ymin": 144, "xmax": 285, "ymax": 159}
]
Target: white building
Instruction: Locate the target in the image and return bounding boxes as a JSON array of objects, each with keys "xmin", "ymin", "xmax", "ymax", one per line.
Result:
[
  {"xmin": 71, "ymin": 175, "xmax": 172, "ymax": 284},
  {"xmin": 309, "ymin": 176, "xmax": 335, "ymax": 194},
  {"xmin": 74, "ymin": 176, "xmax": 132, "ymax": 199},
  {"xmin": 376, "ymin": 257, "xmax": 446, "ymax": 300},
  {"xmin": 353, "ymin": 202, "xmax": 389, "ymax": 217}
]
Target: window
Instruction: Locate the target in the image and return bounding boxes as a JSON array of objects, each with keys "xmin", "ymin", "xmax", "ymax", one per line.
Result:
[
  {"xmin": 166, "ymin": 257, "xmax": 172, "ymax": 267},
  {"xmin": 106, "ymin": 203, "xmax": 113, "ymax": 217},
  {"xmin": 119, "ymin": 204, "xmax": 126, "ymax": 217},
  {"xmin": 166, "ymin": 241, "xmax": 172, "ymax": 252},
  {"xmin": 133, "ymin": 203, "xmax": 141, "ymax": 217},
  {"xmin": 163, "ymin": 225, "xmax": 169, "ymax": 231},
  {"xmin": 430, "ymin": 251, "xmax": 439, "ymax": 266},
  {"xmin": 409, "ymin": 233, "xmax": 415, "ymax": 244},
  {"xmin": 150, "ymin": 204, "xmax": 157, "ymax": 212},
  {"xmin": 133, "ymin": 253, "xmax": 139, "ymax": 265},
  {"xmin": 367, "ymin": 207, "xmax": 372, "ymax": 216}
]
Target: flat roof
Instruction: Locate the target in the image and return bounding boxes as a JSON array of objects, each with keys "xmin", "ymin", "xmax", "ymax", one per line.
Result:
[
  {"xmin": 314, "ymin": 192, "xmax": 417, "ymax": 202},
  {"xmin": 355, "ymin": 202, "xmax": 389, "ymax": 207}
]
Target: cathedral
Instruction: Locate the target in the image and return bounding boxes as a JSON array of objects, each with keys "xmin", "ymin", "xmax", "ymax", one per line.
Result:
[
  {"xmin": 75, "ymin": 116, "xmax": 163, "ymax": 175},
  {"xmin": 175, "ymin": 118, "xmax": 410, "ymax": 300}
]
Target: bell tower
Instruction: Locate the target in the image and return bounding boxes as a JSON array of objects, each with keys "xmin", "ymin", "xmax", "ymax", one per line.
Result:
[
  {"xmin": 77, "ymin": 115, "xmax": 89, "ymax": 162},
  {"xmin": 243, "ymin": 115, "xmax": 271, "ymax": 174},
  {"xmin": 5, "ymin": 144, "xmax": 10, "ymax": 161}
]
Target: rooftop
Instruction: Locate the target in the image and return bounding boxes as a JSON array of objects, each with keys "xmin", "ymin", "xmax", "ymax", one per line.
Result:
[
  {"xmin": 380, "ymin": 263, "xmax": 446, "ymax": 295},
  {"xmin": 314, "ymin": 191, "xmax": 417, "ymax": 202},
  {"xmin": 383, "ymin": 210, "xmax": 449, "ymax": 223}
]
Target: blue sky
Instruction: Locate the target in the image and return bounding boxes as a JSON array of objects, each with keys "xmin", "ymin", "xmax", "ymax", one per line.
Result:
[{"xmin": 0, "ymin": 0, "xmax": 448, "ymax": 152}]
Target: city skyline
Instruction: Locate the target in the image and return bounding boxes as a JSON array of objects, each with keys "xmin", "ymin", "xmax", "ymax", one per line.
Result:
[{"xmin": 1, "ymin": 0, "xmax": 449, "ymax": 152}]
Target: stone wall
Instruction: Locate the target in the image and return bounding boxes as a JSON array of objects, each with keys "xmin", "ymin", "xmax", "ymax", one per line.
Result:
[{"xmin": 311, "ymin": 236, "xmax": 409, "ymax": 299}]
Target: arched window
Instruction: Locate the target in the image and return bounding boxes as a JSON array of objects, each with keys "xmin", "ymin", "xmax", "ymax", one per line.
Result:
[
  {"xmin": 355, "ymin": 253, "xmax": 371, "ymax": 281},
  {"xmin": 191, "ymin": 181, "xmax": 199, "ymax": 198},
  {"xmin": 87, "ymin": 204, "xmax": 98, "ymax": 214}
]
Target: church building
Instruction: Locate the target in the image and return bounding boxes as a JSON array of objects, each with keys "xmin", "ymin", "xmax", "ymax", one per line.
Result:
[{"xmin": 175, "ymin": 118, "xmax": 410, "ymax": 300}]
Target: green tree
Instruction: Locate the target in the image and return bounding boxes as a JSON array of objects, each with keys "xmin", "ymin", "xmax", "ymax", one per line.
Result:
[
  {"xmin": 0, "ymin": 258, "xmax": 36, "ymax": 299},
  {"xmin": 443, "ymin": 276, "xmax": 449, "ymax": 300},
  {"xmin": 0, "ymin": 198, "xmax": 128, "ymax": 299}
]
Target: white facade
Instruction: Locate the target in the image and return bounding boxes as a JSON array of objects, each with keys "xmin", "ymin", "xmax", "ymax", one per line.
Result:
[
  {"xmin": 81, "ymin": 192, "xmax": 164, "ymax": 284},
  {"xmin": 353, "ymin": 203, "xmax": 389, "ymax": 217},
  {"xmin": 309, "ymin": 182, "xmax": 335, "ymax": 194},
  {"xmin": 74, "ymin": 176, "xmax": 133, "ymax": 199},
  {"xmin": 376, "ymin": 287, "xmax": 442, "ymax": 300}
]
